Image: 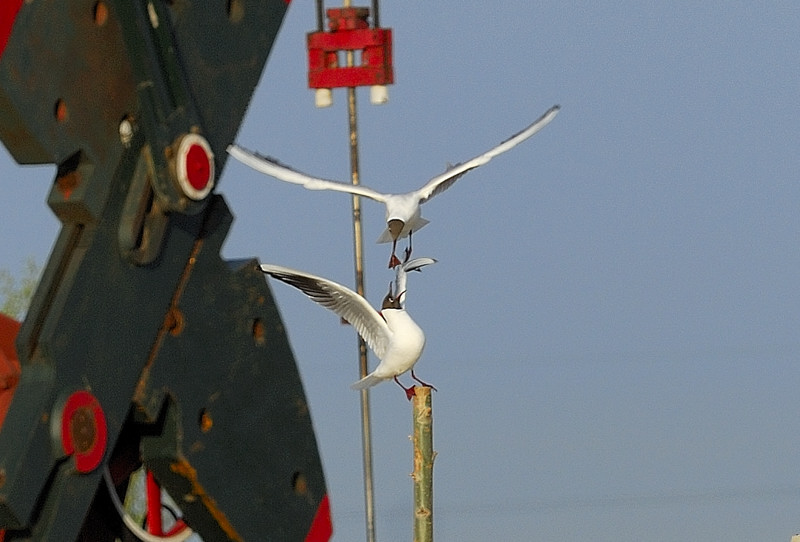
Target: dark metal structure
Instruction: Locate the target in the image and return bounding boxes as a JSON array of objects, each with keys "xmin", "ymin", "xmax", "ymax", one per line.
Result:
[{"xmin": 0, "ymin": 1, "xmax": 330, "ymax": 540}]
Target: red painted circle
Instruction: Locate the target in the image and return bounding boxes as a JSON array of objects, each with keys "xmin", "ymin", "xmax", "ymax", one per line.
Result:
[
  {"xmin": 60, "ymin": 390, "xmax": 107, "ymax": 473},
  {"xmin": 175, "ymin": 134, "xmax": 214, "ymax": 201},
  {"xmin": 185, "ymin": 143, "xmax": 211, "ymax": 191}
]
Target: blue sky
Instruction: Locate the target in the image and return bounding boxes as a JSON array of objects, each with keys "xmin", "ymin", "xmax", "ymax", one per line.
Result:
[{"xmin": 3, "ymin": 2, "xmax": 800, "ymax": 541}]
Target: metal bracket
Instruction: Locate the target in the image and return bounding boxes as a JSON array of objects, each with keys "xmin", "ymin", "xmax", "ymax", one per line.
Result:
[{"xmin": 307, "ymin": 7, "xmax": 394, "ymax": 89}]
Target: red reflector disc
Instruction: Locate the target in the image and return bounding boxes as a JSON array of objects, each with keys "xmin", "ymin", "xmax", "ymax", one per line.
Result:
[
  {"xmin": 175, "ymin": 133, "xmax": 215, "ymax": 201},
  {"xmin": 185, "ymin": 143, "xmax": 211, "ymax": 191}
]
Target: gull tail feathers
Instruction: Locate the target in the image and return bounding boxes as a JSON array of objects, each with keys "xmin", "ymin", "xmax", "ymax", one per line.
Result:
[
  {"xmin": 375, "ymin": 217, "xmax": 430, "ymax": 244},
  {"xmin": 375, "ymin": 228, "xmax": 394, "ymax": 244},
  {"xmin": 350, "ymin": 373, "xmax": 384, "ymax": 390}
]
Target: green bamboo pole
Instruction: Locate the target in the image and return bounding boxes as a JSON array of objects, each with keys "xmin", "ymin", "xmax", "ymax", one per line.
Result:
[{"xmin": 411, "ymin": 386, "xmax": 435, "ymax": 542}]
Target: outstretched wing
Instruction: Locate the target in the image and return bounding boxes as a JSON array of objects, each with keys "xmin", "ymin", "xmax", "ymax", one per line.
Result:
[
  {"xmin": 260, "ymin": 263, "xmax": 392, "ymax": 359},
  {"xmin": 415, "ymin": 104, "xmax": 560, "ymax": 204},
  {"xmin": 228, "ymin": 145, "xmax": 388, "ymax": 202}
]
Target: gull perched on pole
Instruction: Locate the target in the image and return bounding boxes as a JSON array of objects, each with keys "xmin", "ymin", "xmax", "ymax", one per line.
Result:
[
  {"xmin": 260, "ymin": 258, "xmax": 437, "ymax": 399},
  {"xmin": 230, "ymin": 104, "xmax": 560, "ymax": 268}
]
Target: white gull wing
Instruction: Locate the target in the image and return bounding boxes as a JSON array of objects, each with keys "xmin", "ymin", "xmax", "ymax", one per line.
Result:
[
  {"xmin": 395, "ymin": 257, "xmax": 437, "ymax": 308},
  {"xmin": 260, "ymin": 264, "xmax": 392, "ymax": 360},
  {"xmin": 228, "ymin": 145, "xmax": 389, "ymax": 202},
  {"xmin": 415, "ymin": 104, "xmax": 561, "ymax": 204}
]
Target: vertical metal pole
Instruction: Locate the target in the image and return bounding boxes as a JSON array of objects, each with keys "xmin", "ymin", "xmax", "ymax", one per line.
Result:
[
  {"xmin": 315, "ymin": 0, "xmax": 324, "ymax": 31},
  {"xmin": 371, "ymin": 0, "xmax": 380, "ymax": 28},
  {"xmin": 342, "ymin": 1, "xmax": 377, "ymax": 540},
  {"xmin": 348, "ymin": 85, "xmax": 377, "ymax": 542}
]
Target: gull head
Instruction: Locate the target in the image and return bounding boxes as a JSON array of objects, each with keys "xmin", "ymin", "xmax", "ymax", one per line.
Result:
[{"xmin": 381, "ymin": 282, "xmax": 402, "ymax": 311}]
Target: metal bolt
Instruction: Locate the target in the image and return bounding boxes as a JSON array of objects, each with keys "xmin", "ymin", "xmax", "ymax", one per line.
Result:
[
  {"xmin": 119, "ymin": 116, "xmax": 133, "ymax": 147},
  {"xmin": 69, "ymin": 406, "xmax": 97, "ymax": 454},
  {"xmin": 198, "ymin": 408, "xmax": 213, "ymax": 433},
  {"xmin": 291, "ymin": 471, "xmax": 308, "ymax": 496},
  {"xmin": 54, "ymin": 99, "xmax": 68, "ymax": 123},
  {"xmin": 93, "ymin": 1, "xmax": 108, "ymax": 26},
  {"xmin": 165, "ymin": 307, "xmax": 184, "ymax": 336},
  {"xmin": 227, "ymin": 0, "xmax": 244, "ymax": 23},
  {"xmin": 252, "ymin": 318, "xmax": 266, "ymax": 345},
  {"xmin": 147, "ymin": 2, "xmax": 159, "ymax": 28}
]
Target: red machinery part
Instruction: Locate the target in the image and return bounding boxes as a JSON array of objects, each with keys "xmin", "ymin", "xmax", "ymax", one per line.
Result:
[
  {"xmin": 60, "ymin": 390, "xmax": 108, "ymax": 473},
  {"xmin": 146, "ymin": 471, "xmax": 165, "ymax": 536},
  {"xmin": 0, "ymin": 313, "xmax": 21, "ymax": 431},
  {"xmin": 307, "ymin": 7, "xmax": 393, "ymax": 89},
  {"xmin": 175, "ymin": 133, "xmax": 215, "ymax": 201},
  {"xmin": 145, "ymin": 470, "xmax": 189, "ymax": 537},
  {"xmin": 0, "ymin": 0, "xmax": 24, "ymax": 61},
  {"xmin": 304, "ymin": 494, "xmax": 333, "ymax": 542}
]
